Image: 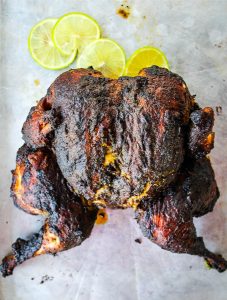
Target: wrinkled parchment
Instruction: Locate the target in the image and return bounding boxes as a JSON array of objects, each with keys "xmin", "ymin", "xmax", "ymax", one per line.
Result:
[{"xmin": 0, "ymin": 1, "xmax": 227, "ymax": 299}]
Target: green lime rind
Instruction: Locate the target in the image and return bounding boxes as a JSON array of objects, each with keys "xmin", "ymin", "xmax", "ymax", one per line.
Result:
[
  {"xmin": 28, "ymin": 18, "xmax": 76, "ymax": 70},
  {"xmin": 76, "ymin": 38, "xmax": 126, "ymax": 78},
  {"xmin": 52, "ymin": 12, "xmax": 101, "ymax": 56}
]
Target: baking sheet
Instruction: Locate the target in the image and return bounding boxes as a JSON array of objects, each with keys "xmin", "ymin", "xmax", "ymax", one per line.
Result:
[{"xmin": 0, "ymin": 0, "xmax": 227, "ymax": 299}]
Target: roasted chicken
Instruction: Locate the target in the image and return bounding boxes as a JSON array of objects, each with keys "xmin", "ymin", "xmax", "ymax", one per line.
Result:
[{"xmin": 1, "ymin": 66, "xmax": 226, "ymax": 276}]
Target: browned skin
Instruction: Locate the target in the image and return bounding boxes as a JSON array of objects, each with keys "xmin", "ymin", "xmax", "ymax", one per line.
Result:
[
  {"xmin": 0, "ymin": 145, "xmax": 97, "ymax": 276},
  {"xmin": 1, "ymin": 66, "xmax": 226, "ymax": 277}
]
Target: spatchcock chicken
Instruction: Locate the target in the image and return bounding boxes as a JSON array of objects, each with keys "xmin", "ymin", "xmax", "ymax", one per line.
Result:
[{"xmin": 1, "ymin": 66, "xmax": 226, "ymax": 277}]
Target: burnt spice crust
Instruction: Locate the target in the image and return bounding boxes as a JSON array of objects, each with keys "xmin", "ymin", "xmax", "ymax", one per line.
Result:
[{"xmin": 1, "ymin": 66, "xmax": 225, "ymax": 276}]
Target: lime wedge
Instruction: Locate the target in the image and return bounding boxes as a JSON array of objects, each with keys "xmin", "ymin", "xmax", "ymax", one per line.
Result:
[
  {"xmin": 125, "ymin": 46, "xmax": 169, "ymax": 76},
  {"xmin": 52, "ymin": 12, "xmax": 101, "ymax": 55},
  {"xmin": 76, "ymin": 38, "xmax": 126, "ymax": 78},
  {"xmin": 28, "ymin": 18, "xmax": 76, "ymax": 70}
]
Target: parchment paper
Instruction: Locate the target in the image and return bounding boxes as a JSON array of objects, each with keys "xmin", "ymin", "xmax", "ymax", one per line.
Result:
[{"xmin": 0, "ymin": 0, "xmax": 227, "ymax": 299}]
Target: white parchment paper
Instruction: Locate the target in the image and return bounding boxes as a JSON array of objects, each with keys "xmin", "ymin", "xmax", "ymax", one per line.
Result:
[{"xmin": 0, "ymin": 0, "xmax": 227, "ymax": 299}]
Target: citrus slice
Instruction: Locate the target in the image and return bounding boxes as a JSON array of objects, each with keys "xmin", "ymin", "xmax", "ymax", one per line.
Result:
[
  {"xmin": 76, "ymin": 38, "xmax": 126, "ymax": 78},
  {"xmin": 125, "ymin": 46, "xmax": 169, "ymax": 76},
  {"xmin": 28, "ymin": 18, "xmax": 76, "ymax": 70},
  {"xmin": 52, "ymin": 12, "xmax": 101, "ymax": 55}
]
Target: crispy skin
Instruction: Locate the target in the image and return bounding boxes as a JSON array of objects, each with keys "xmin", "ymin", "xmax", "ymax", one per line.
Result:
[
  {"xmin": 22, "ymin": 67, "xmax": 194, "ymax": 207},
  {"xmin": 136, "ymin": 157, "xmax": 227, "ymax": 272},
  {"xmin": 0, "ymin": 145, "xmax": 97, "ymax": 277},
  {"xmin": 188, "ymin": 107, "xmax": 215, "ymax": 158},
  {"xmin": 1, "ymin": 66, "xmax": 226, "ymax": 276}
]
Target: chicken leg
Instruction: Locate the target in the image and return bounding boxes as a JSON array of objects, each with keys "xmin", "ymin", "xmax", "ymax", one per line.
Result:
[
  {"xmin": 136, "ymin": 157, "xmax": 227, "ymax": 272},
  {"xmin": 0, "ymin": 145, "xmax": 98, "ymax": 277}
]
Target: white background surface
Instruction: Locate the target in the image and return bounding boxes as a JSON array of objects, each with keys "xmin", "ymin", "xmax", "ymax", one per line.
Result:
[{"xmin": 0, "ymin": 0, "xmax": 227, "ymax": 299}]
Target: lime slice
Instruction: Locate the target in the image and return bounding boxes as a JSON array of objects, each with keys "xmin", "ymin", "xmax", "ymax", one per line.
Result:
[
  {"xmin": 125, "ymin": 46, "xmax": 169, "ymax": 77},
  {"xmin": 77, "ymin": 38, "xmax": 126, "ymax": 78},
  {"xmin": 52, "ymin": 12, "xmax": 101, "ymax": 55},
  {"xmin": 28, "ymin": 18, "xmax": 76, "ymax": 70}
]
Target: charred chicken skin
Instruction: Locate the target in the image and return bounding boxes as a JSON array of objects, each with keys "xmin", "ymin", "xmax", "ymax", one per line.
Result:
[{"xmin": 1, "ymin": 66, "xmax": 226, "ymax": 276}]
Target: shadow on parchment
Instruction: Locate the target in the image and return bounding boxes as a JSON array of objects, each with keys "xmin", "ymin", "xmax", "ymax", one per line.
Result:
[
  {"xmin": 196, "ymin": 124, "xmax": 227, "ymax": 261},
  {"xmin": 196, "ymin": 200, "xmax": 227, "ymax": 257},
  {"xmin": 198, "ymin": 156, "xmax": 227, "ymax": 262}
]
